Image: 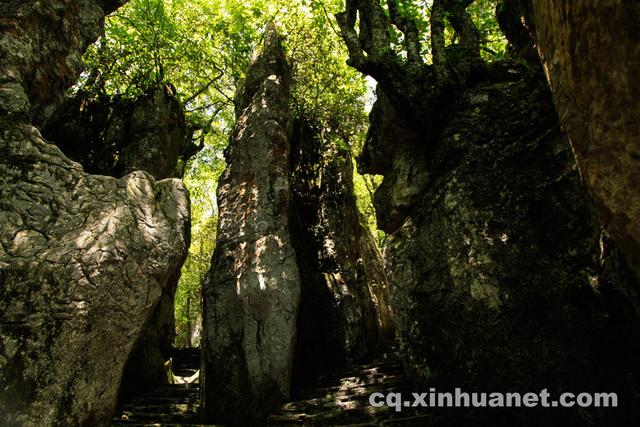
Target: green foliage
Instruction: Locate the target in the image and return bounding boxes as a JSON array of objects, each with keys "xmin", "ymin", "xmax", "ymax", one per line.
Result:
[
  {"xmin": 174, "ymin": 142, "xmax": 226, "ymax": 347},
  {"xmin": 281, "ymin": 1, "xmax": 369, "ymax": 141},
  {"xmin": 467, "ymin": 0, "xmax": 509, "ymax": 59},
  {"xmin": 84, "ymin": 0, "xmax": 504, "ymax": 346},
  {"xmin": 380, "ymin": 0, "xmax": 507, "ymax": 61},
  {"xmin": 353, "ymin": 169, "xmax": 386, "ymax": 246}
]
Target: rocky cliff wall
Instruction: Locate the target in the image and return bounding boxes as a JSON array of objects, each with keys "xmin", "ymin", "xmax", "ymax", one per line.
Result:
[
  {"xmin": 500, "ymin": 0, "xmax": 640, "ymax": 277},
  {"xmin": 0, "ymin": 1, "xmax": 191, "ymax": 426},
  {"xmin": 364, "ymin": 61, "xmax": 640, "ymax": 425}
]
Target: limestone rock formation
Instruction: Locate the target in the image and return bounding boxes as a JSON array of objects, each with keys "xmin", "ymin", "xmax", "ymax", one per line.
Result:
[
  {"xmin": 201, "ymin": 26, "xmax": 300, "ymax": 425},
  {"xmin": 289, "ymin": 122, "xmax": 394, "ymax": 387},
  {"xmin": 359, "ymin": 86, "xmax": 429, "ymax": 233},
  {"xmin": 0, "ymin": 134, "xmax": 190, "ymax": 425},
  {"xmin": 0, "ymin": 1, "xmax": 191, "ymax": 426},
  {"xmin": 365, "ymin": 63, "xmax": 640, "ymax": 425},
  {"xmin": 501, "ymin": 0, "xmax": 640, "ymax": 273},
  {"xmin": 202, "ymin": 27, "xmax": 394, "ymax": 425},
  {"xmin": 43, "ymin": 84, "xmax": 202, "ymax": 180},
  {"xmin": 43, "ymin": 84, "xmax": 202, "ymax": 398}
]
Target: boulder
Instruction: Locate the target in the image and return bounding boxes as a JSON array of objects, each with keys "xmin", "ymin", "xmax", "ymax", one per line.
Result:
[
  {"xmin": 42, "ymin": 84, "xmax": 203, "ymax": 398},
  {"xmin": 0, "ymin": 1, "xmax": 191, "ymax": 425},
  {"xmin": 43, "ymin": 84, "xmax": 201, "ymax": 180},
  {"xmin": 0, "ymin": 121, "xmax": 190, "ymax": 426}
]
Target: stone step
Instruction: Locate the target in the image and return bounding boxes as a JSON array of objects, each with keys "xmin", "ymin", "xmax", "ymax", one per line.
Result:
[
  {"xmin": 315, "ymin": 362, "xmax": 404, "ymax": 384},
  {"xmin": 113, "ymin": 410, "xmax": 200, "ymax": 423},
  {"xmin": 111, "ymin": 422, "xmax": 217, "ymax": 427},
  {"xmin": 112, "ymin": 341, "xmax": 412, "ymax": 426},
  {"xmin": 267, "ymin": 340, "xmax": 418, "ymax": 426},
  {"xmin": 138, "ymin": 385, "xmax": 200, "ymax": 398},
  {"xmin": 121, "ymin": 403, "xmax": 199, "ymax": 413},
  {"xmin": 173, "ymin": 368, "xmax": 199, "ymax": 377},
  {"xmin": 129, "ymin": 396, "xmax": 197, "ymax": 405},
  {"xmin": 269, "ymin": 404, "xmax": 429, "ymax": 426},
  {"xmin": 288, "ymin": 382, "xmax": 412, "ymax": 409},
  {"xmin": 112, "ymin": 354, "xmax": 204, "ymax": 426}
]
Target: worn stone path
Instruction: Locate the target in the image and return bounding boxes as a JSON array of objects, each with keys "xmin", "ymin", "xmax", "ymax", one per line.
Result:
[
  {"xmin": 111, "ymin": 349, "xmax": 210, "ymax": 427},
  {"xmin": 267, "ymin": 340, "xmax": 432, "ymax": 426},
  {"xmin": 111, "ymin": 340, "xmax": 431, "ymax": 426}
]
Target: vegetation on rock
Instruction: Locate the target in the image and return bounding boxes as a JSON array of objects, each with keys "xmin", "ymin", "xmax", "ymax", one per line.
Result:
[{"xmin": 2, "ymin": 0, "xmax": 639, "ymax": 426}]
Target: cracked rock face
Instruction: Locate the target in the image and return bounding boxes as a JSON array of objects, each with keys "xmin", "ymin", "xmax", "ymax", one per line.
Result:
[
  {"xmin": 201, "ymin": 26, "xmax": 300, "ymax": 425},
  {"xmin": 0, "ymin": 1, "xmax": 190, "ymax": 425},
  {"xmin": 42, "ymin": 84, "xmax": 201, "ymax": 398},
  {"xmin": 367, "ymin": 64, "xmax": 640, "ymax": 425}
]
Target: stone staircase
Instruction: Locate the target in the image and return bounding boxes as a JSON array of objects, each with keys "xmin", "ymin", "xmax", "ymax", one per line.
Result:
[
  {"xmin": 267, "ymin": 340, "xmax": 432, "ymax": 426},
  {"xmin": 111, "ymin": 348, "xmax": 209, "ymax": 427},
  {"xmin": 112, "ymin": 341, "xmax": 430, "ymax": 426}
]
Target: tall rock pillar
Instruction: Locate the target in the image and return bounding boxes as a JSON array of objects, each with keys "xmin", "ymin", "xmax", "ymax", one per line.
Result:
[{"xmin": 201, "ymin": 26, "xmax": 300, "ymax": 425}]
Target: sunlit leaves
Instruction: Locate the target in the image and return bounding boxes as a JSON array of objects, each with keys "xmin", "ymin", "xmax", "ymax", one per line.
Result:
[{"xmin": 378, "ymin": 0, "xmax": 507, "ymax": 62}]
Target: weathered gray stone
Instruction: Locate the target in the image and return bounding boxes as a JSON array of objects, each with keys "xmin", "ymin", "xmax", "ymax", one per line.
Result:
[
  {"xmin": 202, "ymin": 27, "xmax": 395, "ymax": 424},
  {"xmin": 366, "ymin": 63, "xmax": 640, "ymax": 425},
  {"xmin": 289, "ymin": 121, "xmax": 394, "ymax": 387},
  {"xmin": 0, "ymin": 121, "xmax": 190, "ymax": 426},
  {"xmin": 43, "ymin": 84, "xmax": 201, "ymax": 398},
  {"xmin": 201, "ymin": 26, "xmax": 300, "ymax": 425},
  {"xmin": 358, "ymin": 87, "xmax": 429, "ymax": 233},
  {"xmin": 0, "ymin": 1, "xmax": 191, "ymax": 425},
  {"xmin": 0, "ymin": 0, "xmax": 128, "ymax": 126}
]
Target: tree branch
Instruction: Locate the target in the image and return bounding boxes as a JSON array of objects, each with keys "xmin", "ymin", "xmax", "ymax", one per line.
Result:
[
  {"xmin": 183, "ymin": 72, "xmax": 224, "ymax": 105},
  {"xmin": 444, "ymin": 0, "xmax": 482, "ymax": 63},
  {"xmin": 386, "ymin": 0, "xmax": 423, "ymax": 65},
  {"xmin": 430, "ymin": 0, "xmax": 448, "ymax": 80}
]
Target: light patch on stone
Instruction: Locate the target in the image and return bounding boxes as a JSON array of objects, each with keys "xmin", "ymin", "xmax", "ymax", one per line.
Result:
[
  {"xmin": 470, "ymin": 280, "xmax": 501, "ymax": 310},
  {"xmin": 470, "ymin": 93, "xmax": 489, "ymax": 104}
]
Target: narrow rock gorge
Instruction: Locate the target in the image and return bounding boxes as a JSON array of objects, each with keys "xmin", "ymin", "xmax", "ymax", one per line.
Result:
[
  {"xmin": 289, "ymin": 121, "xmax": 394, "ymax": 387},
  {"xmin": 2, "ymin": 1, "xmax": 640, "ymax": 426}
]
